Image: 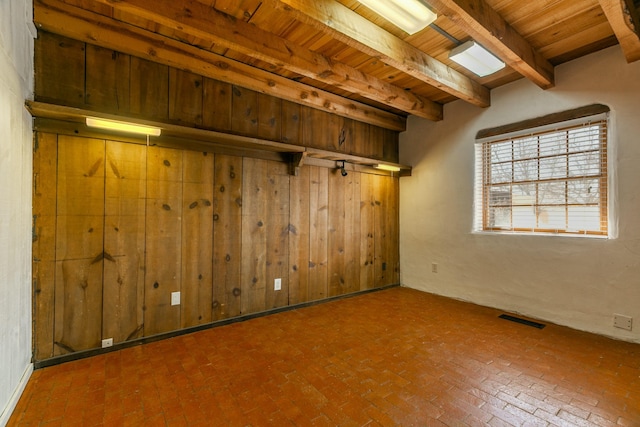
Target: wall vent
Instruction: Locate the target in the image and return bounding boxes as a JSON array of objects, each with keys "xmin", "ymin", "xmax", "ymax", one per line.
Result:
[{"xmin": 499, "ymin": 314, "xmax": 546, "ymax": 329}]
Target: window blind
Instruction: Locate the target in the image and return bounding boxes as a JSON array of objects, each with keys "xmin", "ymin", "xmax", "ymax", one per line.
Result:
[{"xmin": 474, "ymin": 114, "xmax": 608, "ymax": 236}]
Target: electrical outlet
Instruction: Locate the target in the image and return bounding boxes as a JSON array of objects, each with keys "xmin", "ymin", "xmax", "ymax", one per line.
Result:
[
  {"xmin": 613, "ymin": 314, "xmax": 632, "ymax": 331},
  {"xmin": 101, "ymin": 338, "xmax": 113, "ymax": 348},
  {"xmin": 171, "ymin": 291, "xmax": 181, "ymax": 306},
  {"xmin": 432, "ymin": 263, "xmax": 438, "ymax": 273},
  {"xmin": 274, "ymin": 278, "xmax": 282, "ymax": 291}
]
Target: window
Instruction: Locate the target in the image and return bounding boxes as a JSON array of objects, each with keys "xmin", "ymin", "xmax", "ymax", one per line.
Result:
[{"xmin": 474, "ymin": 106, "xmax": 609, "ymax": 237}]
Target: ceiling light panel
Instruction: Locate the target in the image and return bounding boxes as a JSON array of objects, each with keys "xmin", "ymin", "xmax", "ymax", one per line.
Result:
[
  {"xmin": 357, "ymin": 0, "xmax": 437, "ymax": 35},
  {"xmin": 449, "ymin": 41, "xmax": 505, "ymax": 77}
]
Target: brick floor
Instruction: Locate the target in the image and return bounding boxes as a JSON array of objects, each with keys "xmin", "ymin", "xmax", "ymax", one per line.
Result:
[{"xmin": 8, "ymin": 287, "xmax": 640, "ymax": 426}]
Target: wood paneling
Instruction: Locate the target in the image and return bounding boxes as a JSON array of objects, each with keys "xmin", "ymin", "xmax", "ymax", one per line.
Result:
[
  {"xmin": 54, "ymin": 135, "xmax": 105, "ymax": 355},
  {"xmin": 349, "ymin": 119, "xmax": 369, "ymax": 157},
  {"xmin": 374, "ymin": 175, "xmax": 400, "ymax": 287},
  {"xmin": 33, "ymin": 133, "xmax": 58, "ymax": 360},
  {"xmin": 359, "ymin": 172, "xmax": 375, "ymax": 291},
  {"xmin": 169, "ymin": 69, "xmax": 204, "ymax": 126},
  {"xmin": 144, "ymin": 146, "xmax": 183, "ymax": 335},
  {"xmin": 241, "ymin": 158, "xmax": 290, "ymax": 313},
  {"xmin": 32, "ymin": 133, "xmax": 401, "ymax": 360},
  {"xmin": 129, "ymin": 57, "xmax": 169, "ymax": 120},
  {"xmin": 212, "ymin": 155, "xmax": 243, "ymax": 320},
  {"xmin": 308, "ymin": 166, "xmax": 329, "ymax": 301},
  {"xmin": 35, "ymin": 32, "xmax": 85, "ymax": 108},
  {"xmin": 241, "ymin": 158, "xmax": 268, "ymax": 314},
  {"xmin": 302, "ymin": 106, "xmax": 342, "ymax": 152},
  {"xmin": 388, "ymin": 177, "xmax": 400, "ymax": 284},
  {"xmin": 281, "ymin": 100, "xmax": 302, "ymax": 146},
  {"xmin": 328, "ymin": 168, "xmax": 361, "ymax": 297},
  {"xmin": 181, "ymin": 151, "xmax": 214, "ymax": 328},
  {"xmin": 382, "ymin": 130, "xmax": 400, "ymax": 164},
  {"xmin": 385, "ymin": 176, "xmax": 400, "ymax": 284},
  {"xmin": 232, "ymin": 86, "xmax": 259, "ymax": 137},
  {"xmin": 34, "ymin": 31, "xmax": 400, "ymax": 163},
  {"xmin": 371, "ymin": 126, "xmax": 399, "ymax": 162},
  {"xmin": 32, "ymin": 20, "xmax": 402, "ymax": 355},
  {"xmin": 203, "ymin": 78, "xmax": 232, "ymax": 132},
  {"xmin": 103, "ymin": 140, "xmax": 146, "ymax": 343},
  {"xmin": 85, "ymin": 45, "xmax": 131, "ymax": 113},
  {"xmin": 288, "ymin": 165, "xmax": 311, "ymax": 304},
  {"xmin": 258, "ymin": 93, "xmax": 282, "ymax": 141},
  {"xmin": 264, "ymin": 161, "xmax": 290, "ymax": 309}
]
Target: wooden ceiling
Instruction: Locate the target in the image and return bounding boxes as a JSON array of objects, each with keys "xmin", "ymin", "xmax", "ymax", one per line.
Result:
[{"xmin": 33, "ymin": 0, "xmax": 640, "ymax": 128}]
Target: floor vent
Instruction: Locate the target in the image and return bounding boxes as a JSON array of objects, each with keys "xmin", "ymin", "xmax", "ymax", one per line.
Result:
[{"xmin": 499, "ymin": 314, "xmax": 546, "ymax": 329}]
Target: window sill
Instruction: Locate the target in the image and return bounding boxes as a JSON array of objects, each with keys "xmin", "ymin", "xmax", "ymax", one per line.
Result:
[{"xmin": 471, "ymin": 230, "xmax": 609, "ymax": 239}]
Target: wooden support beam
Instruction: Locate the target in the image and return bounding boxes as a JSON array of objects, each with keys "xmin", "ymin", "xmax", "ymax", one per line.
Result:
[
  {"xmin": 599, "ymin": 0, "xmax": 640, "ymax": 62},
  {"xmin": 289, "ymin": 152, "xmax": 307, "ymax": 176},
  {"xmin": 266, "ymin": 0, "xmax": 490, "ymax": 107},
  {"xmin": 34, "ymin": 0, "xmax": 406, "ymax": 131},
  {"xmin": 26, "ymin": 101, "xmax": 413, "ymax": 175},
  {"xmin": 426, "ymin": 0, "xmax": 555, "ymax": 89},
  {"xmin": 26, "ymin": 101, "xmax": 305, "ymax": 153},
  {"xmin": 90, "ymin": 0, "xmax": 443, "ymax": 121}
]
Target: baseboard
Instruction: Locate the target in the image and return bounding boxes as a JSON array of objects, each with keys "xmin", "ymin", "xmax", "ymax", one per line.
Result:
[{"xmin": 0, "ymin": 363, "xmax": 33, "ymax": 427}]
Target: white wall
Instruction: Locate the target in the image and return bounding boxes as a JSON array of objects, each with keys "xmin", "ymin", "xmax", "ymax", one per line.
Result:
[
  {"xmin": 0, "ymin": 0, "xmax": 35, "ymax": 425},
  {"xmin": 399, "ymin": 46, "xmax": 640, "ymax": 343}
]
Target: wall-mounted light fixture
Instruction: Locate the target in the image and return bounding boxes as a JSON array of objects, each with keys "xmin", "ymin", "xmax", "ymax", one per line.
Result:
[
  {"xmin": 374, "ymin": 164, "xmax": 401, "ymax": 172},
  {"xmin": 356, "ymin": 0, "xmax": 437, "ymax": 34},
  {"xmin": 337, "ymin": 160, "xmax": 348, "ymax": 177},
  {"xmin": 449, "ymin": 40, "xmax": 505, "ymax": 77},
  {"xmin": 85, "ymin": 117, "xmax": 162, "ymax": 136}
]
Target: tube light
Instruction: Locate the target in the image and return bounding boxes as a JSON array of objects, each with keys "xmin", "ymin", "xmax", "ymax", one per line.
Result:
[
  {"xmin": 356, "ymin": 0, "xmax": 437, "ymax": 35},
  {"xmin": 375, "ymin": 164, "xmax": 401, "ymax": 172},
  {"xmin": 449, "ymin": 41, "xmax": 505, "ymax": 77},
  {"xmin": 85, "ymin": 117, "xmax": 162, "ymax": 136}
]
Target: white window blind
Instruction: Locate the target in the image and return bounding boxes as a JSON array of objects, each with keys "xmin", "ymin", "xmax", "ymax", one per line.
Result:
[{"xmin": 474, "ymin": 113, "xmax": 608, "ymax": 236}]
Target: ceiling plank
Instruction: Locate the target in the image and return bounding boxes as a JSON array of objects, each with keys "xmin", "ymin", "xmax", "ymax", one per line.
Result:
[
  {"xmin": 598, "ymin": 0, "xmax": 640, "ymax": 62},
  {"xmin": 266, "ymin": 0, "xmax": 491, "ymax": 108},
  {"xmin": 426, "ymin": 0, "xmax": 555, "ymax": 89},
  {"xmin": 33, "ymin": 0, "xmax": 406, "ymax": 131},
  {"xmin": 88, "ymin": 0, "xmax": 443, "ymax": 121}
]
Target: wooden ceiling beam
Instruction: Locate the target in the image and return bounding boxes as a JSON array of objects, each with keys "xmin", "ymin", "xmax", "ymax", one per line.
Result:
[
  {"xmin": 266, "ymin": 0, "xmax": 491, "ymax": 108},
  {"xmin": 426, "ymin": 0, "xmax": 555, "ymax": 89},
  {"xmin": 33, "ymin": 0, "xmax": 406, "ymax": 131},
  {"xmin": 598, "ymin": 0, "xmax": 640, "ymax": 62},
  {"xmin": 88, "ymin": 0, "xmax": 443, "ymax": 121}
]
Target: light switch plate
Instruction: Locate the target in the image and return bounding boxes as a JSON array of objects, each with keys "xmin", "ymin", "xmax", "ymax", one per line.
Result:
[{"xmin": 274, "ymin": 278, "xmax": 282, "ymax": 291}]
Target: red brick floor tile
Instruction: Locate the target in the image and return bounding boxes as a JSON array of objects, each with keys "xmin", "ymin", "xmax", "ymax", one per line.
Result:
[{"xmin": 7, "ymin": 287, "xmax": 640, "ymax": 426}]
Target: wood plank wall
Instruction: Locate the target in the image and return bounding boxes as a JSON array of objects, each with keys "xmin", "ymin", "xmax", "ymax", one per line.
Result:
[
  {"xmin": 32, "ymin": 30, "xmax": 401, "ymax": 361},
  {"xmin": 32, "ymin": 133, "xmax": 400, "ymax": 359},
  {"xmin": 35, "ymin": 31, "xmax": 399, "ymax": 163}
]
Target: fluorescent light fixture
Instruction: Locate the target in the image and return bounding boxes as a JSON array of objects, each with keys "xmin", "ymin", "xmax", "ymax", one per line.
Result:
[
  {"xmin": 375, "ymin": 164, "xmax": 401, "ymax": 172},
  {"xmin": 85, "ymin": 117, "xmax": 162, "ymax": 136},
  {"xmin": 449, "ymin": 41, "xmax": 505, "ymax": 77},
  {"xmin": 356, "ymin": 0, "xmax": 437, "ymax": 35}
]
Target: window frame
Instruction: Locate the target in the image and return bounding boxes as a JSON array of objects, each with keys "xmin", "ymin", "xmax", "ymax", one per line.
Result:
[{"xmin": 474, "ymin": 105, "xmax": 611, "ymax": 238}]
